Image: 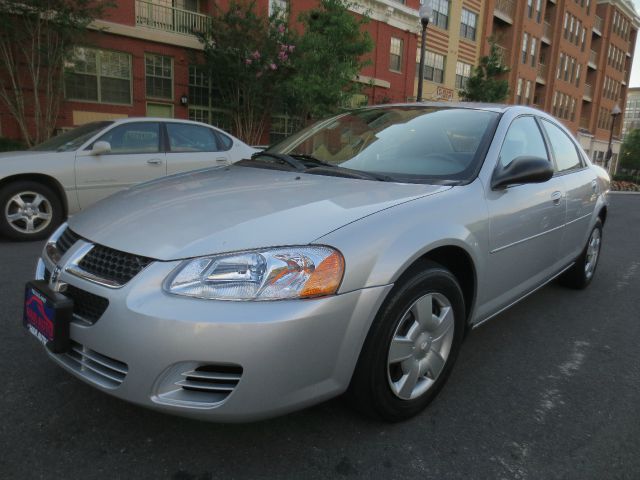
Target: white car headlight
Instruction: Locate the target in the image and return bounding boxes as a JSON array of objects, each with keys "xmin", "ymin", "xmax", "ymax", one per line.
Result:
[{"xmin": 164, "ymin": 246, "xmax": 345, "ymax": 300}]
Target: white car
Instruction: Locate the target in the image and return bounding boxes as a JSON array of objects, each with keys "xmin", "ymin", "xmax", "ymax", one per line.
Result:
[{"xmin": 0, "ymin": 118, "xmax": 256, "ymax": 241}]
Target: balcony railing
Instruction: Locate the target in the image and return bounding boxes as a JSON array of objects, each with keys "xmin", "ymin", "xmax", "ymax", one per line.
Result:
[
  {"xmin": 495, "ymin": 44, "xmax": 510, "ymax": 64},
  {"xmin": 536, "ymin": 63, "xmax": 548, "ymax": 80},
  {"xmin": 494, "ymin": 0, "xmax": 515, "ymax": 22},
  {"xmin": 594, "ymin": 16, "xmax": 603, "ymax": 34},
  {"xmin": 135, "ymin": 0, "xmax": 211, "ymax": 36},
  {"xmin": 579, "ymin": 116, "xmax": 590, "ymax": 129},
  {"xmin": 589, "ymin": 50, "xmax": 598, "ymax": 66},
  {"xmin": 584, "ymin": 83, "xmax": 593, "ymax": 100},
  {"xmin": 543, "ymin": 22, "xmax": 552, "ymax": 42}
]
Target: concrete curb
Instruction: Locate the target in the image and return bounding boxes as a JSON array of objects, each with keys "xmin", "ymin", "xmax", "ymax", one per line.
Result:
[{"xmin": 609, "ymin": 191, "xmax": 640, "ymax": 195}]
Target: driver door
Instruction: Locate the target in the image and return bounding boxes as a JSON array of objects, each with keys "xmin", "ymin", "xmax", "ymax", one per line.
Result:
[
  {"xmin": 75, "ymin": 122, "xmax": 166, "ymax": 209},
  {"xmin": 482, "ymin": 115, "xmax": 567, "ymax": 313}
]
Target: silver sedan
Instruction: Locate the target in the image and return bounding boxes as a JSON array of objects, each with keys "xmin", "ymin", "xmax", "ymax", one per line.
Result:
[{"xmin": 24, "ymin": 104, "xmax": 609, "ymax": 422}]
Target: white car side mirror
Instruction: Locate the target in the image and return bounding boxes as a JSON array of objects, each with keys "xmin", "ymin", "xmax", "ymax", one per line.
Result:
[{"xmin": 92, "ymin": 141, "xmax": 111, "ymax": 155}]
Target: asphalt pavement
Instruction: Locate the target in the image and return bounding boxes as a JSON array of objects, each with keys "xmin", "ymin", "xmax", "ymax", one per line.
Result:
[{"xmin": 1, "ymin": 194, "xmax": 639, "ymax": 480}]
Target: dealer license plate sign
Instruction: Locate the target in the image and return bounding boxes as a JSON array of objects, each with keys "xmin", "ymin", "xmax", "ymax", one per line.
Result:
[{"xmin": 23, "ymin": 280, "xmax": 72, "ymax": 353}]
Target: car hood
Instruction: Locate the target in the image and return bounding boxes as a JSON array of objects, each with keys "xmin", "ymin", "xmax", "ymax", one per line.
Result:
[{"xmin": 68, "ymin": 166, "xmax": 449, "ymax": 260}]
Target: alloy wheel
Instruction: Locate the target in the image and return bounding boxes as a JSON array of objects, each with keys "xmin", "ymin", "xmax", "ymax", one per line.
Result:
[
  {"xmin": 4, "ymin": 191, "xmax": 53, "ymax": 235},
  {"xmin": 584, "ymin": 228, "xmax": 601, "ymax": 279}
]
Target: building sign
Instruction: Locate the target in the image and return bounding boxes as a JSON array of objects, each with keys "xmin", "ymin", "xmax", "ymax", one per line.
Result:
[{"xmin": 436, "ymin": 86, "xmax": 454, "ymax": 101}]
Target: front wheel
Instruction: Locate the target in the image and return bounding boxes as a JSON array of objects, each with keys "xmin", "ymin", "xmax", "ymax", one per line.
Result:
[
  {"xmin": 559, "ymin": 218, "xmax": 603, "ymax": 289},
  {"xmin": 348, "ymin": 261, "xmax": 466, "ymax": 421},
  {"xmin": 0, "ymin": 181, "xmax": 63, "ymax": 241}
]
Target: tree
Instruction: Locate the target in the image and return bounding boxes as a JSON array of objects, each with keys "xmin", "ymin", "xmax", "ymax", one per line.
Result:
[
  {"xmin": 460, "ymin": 40, "xmax": 510, "ymax": 103},
  {"xmin": 284, "ymin": 0, "xmax": 373, "ymax": 121},
  {"xmin": 0, "ymin": 0, "xmax": 107, "ymax": 146},
  {"xmin": 198, "ymin": 1, "xmax": 296, "ymax": 145},
  {"xmin": 198, "ymin": 0, "xmax": 372, "ymax": 144},
  {"xmin": 619, "ymin": 129, "xmax": 640, "ymax": 172}
]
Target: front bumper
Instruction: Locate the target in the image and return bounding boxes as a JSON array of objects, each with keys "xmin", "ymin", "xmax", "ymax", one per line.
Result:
[{"xmin": 35, "ymin": 253, "xmax": 391, "ymax": 422}]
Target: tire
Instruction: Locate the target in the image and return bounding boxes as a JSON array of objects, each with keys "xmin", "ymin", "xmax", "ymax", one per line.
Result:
[
  {"xmin": 347, "ymin": 260, "xmax": 466, "ymax": 422},
  {"xmin": 559, "ymin": 218, "xmax": 603, "ymax": 290},
  {"xmin": 0, "ymin": 180, "xmax": 63, "ymax": 241}
]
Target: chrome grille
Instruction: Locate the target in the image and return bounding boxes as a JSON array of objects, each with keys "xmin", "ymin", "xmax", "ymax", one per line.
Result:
[
  {"xmin": 59, "ymin": 341, "xmax": 128, "ymax": 389},
  {"xmin": 78, "ymin": 245, "xmax": 153, "ymax": 286},
  {"xmin": 56, "ymin": 228, "xmax": 80, "ymax": 256}
]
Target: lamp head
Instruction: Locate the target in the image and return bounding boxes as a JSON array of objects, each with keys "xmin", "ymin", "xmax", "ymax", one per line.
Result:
[
  {"xmin": 612, "ymin": 104, "xmax": 622, "ymax": 116},
  {"xmin": 419, "ymin": 2, "xmax": 432, "ymax": 26}
]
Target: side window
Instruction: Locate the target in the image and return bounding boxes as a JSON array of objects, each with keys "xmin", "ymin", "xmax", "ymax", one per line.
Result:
[
  {"xmin": 540, "ymin": 119, "xmax": 583, "ymax": 172},
  {"xmin": 97, "ymin": 123, "xmax": 160, "ymax": 154},
  {"xmin": 215, "ymin": 131, "xmax": 233, "ymax": 151},
  {"xmin": 166, "ymin": 123, "xmax": 219, "ymax": 152},
  {"xmin": 499, "ymin": 116, "xmax": 548, "ymax": 167}
]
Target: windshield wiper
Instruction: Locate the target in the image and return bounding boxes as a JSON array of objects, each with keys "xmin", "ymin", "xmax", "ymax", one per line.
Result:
[
  {"xmin": 289, "ymin": 153, "xmax": 335, "ymax": 168},
  {"xmin": 305, "ymin": 166, "xmax": 393, "ymax": 182},
  {"xmin": 251, "ymin": 152, "xmax": 306, "ymax": 171}
]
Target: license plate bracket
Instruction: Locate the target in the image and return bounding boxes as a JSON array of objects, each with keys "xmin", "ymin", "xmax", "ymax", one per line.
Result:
[{"xmin": 23, "ymin": 280, "xmax": 73, "ymax": 353}]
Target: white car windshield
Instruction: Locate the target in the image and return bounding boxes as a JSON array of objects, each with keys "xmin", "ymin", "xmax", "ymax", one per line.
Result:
[{"xmin": 30, "ymin": 121, "xmax": 113, "ymax": 152}]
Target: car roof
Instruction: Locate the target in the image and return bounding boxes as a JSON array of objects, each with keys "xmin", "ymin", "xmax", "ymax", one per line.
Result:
[
  {"xmin": 109, "ymin": 117, "xmax": 218, "ymax": 128},
  {"xmin": 360, "ymin": 101, "xmax": 546, "ymax": 115}
]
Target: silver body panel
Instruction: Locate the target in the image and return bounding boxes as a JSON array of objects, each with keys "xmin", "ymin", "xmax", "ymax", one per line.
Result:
[{"xmin": 31, "ymin": 105, "xmax": 610, "ymax": 421}]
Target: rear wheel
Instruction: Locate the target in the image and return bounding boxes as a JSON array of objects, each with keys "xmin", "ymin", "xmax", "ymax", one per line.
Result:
[
  {"xmin": 0, "ymin": 181, "xmax": 63, "ymax": 241},
  {"xmin": 348, "ymin": 261, "xmax": 465, "ymax": 421},
  {"xmin": 559, "ymin": 218, "xmax": 603, "ymax": 289}
]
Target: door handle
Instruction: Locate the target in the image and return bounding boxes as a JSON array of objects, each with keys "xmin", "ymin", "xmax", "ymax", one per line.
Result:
[
  {"xmin": 147, "ymin": 159, "xmax": 163, "ymax": 165},
  {"xmin": 215, "ymin": 157, "xmax": 228, "ymax": 163},
  {"xmin": 591, "ymin": 180, "xmax": 598, "ymax": 192},
  {"xmin": 551, "ymin": 191, "xmax": 562, "ymax": 205}
]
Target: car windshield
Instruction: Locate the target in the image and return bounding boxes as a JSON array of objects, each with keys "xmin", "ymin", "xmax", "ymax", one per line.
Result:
[
  {"xmin": 265, "ymin": 106, "xmax": 499, "ymax": 184},
  {"xmin": 30, "ymin": 121, "xmax": 113, "ymax": 152}
]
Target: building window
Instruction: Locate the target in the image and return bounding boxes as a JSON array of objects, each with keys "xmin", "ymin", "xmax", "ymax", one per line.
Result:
[
  {"xmin": 455, "ymin": 61, "xmax": 471, "ymax": 89},
  {"xmin": 525, "ymin": 80, "xmax": 532, "ymax": 105},
  {"xmin": 527, "ymin": 0, "xmax": 533, "ymax": 18},
  {"xmin": 270, "ymin": 114, "xmax": 300, "ymax": 144},
  {"xmin": 187, "ymin": 66, "xmax": 231, "ymax": 132},
  {"xmin": 422, "ymin": 50, "xmax": 445, "ymax": 83},
  {"xmin": 432, "ymin": 0, "xmax": 450, "ymax": 30},
  {"xmin": 460, "ymin": 9, "xmax": 477, "ymax": 41},
  {"xmin": 530, "ymin": 38, "xmax": 537, "ymax": 67},
  {"xmin": 145, "ymin": 54, "xmax": 173, "ymax": 100},
  {"xmin": 65, "ymin": 47, "xmax": 132, "ymax": 104},
  {"xmin": 268, "ymin": 0, "xmax": 288, "ymax": 18},
  {"xmin": 516, "ymin": 78, "xmax": 523, "ymax": 104},
  {"xmin": 536, "ymin": 0, "xmax": 542, "ymax": 22},
  {"xmin": 389, "ymin": 37, "xmax": 403, "ymax": 72},
  {"xmin": 522, "ymin": 33, "xmax": 528, "ymax": 64}
]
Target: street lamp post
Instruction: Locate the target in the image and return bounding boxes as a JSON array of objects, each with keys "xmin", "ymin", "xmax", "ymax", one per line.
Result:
[
  {"xmin": 605, "ymin": 103, "xmax": 622, "ymax": 171},
  {"xmin": 416, "ymin": 2, "xmax": 432, "ymax": 102}
]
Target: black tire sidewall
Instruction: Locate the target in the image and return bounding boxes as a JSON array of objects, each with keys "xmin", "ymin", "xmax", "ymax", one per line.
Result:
[
  {"xmin": 0, "ymin": 181, "xmax": 63, "ymax": 241},
  {"xmin": 350, "ymin": 262, "xmax": 466, "ymax": 421}
]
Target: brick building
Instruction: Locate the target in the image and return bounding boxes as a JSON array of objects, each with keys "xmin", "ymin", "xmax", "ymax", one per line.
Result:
[
  {"xmin": 0, "ymin": 0, "xmax": 428, "ymax": 144},
  {"xmin": 483, "ymin": 0, "xmax": 640, "ymax": 173}
]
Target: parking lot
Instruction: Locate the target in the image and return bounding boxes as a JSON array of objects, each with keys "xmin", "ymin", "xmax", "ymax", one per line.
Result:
[{"xmin": 1, "ymin": 194, "xmax": 639, "ymax": 480}]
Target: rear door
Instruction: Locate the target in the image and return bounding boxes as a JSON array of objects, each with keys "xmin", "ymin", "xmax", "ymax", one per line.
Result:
[
  {"xmin": 75, "ymin": 122, "xmax": 166, "ymax": 208},
  {"xmin": 164, "ymin": 122, "xmax": 230, "ymax": 175},
  {"xmin": 540, "ymin": 119, "xmax": 597, "ymax": 264},
  {"xmin": 483, "ymin": 115, "xmax": 567, "ymax": 311}
]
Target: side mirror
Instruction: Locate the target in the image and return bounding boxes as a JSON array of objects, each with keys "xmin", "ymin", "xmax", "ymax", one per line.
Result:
[
  {"xmin": 91, "ymin": 141, "xmax": 111, "ymax": 156},
  {"xmin": 491, "ymin": 156, "xmax": 554, "ymax": 189}
]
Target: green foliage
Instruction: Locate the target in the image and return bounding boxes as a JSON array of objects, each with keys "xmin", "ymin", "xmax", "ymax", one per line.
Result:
[
  {"xmin": 619, "ymin": 129, "xmax": 640, "ymax": 171},
  {"xmin": 284, "ymin": 0, "xmax": 373, "ymax": 120},
  {"xmin": 0, "ymin": 0, "xmax": 109, "ymax": 146},
  {"xmin": 460, "ymin": 41, "xmax": 510, "ymax": 103},
  {"xmin": 0, "ymin": 137, "xmax": 25, "ymax": 152},
  {"xmin": 198, "ymin": 0, "xmax": 372, "ymax": 143},
  {"xmin": 198, "ymin": 1, "xmax": 297, "ymax": 144}
]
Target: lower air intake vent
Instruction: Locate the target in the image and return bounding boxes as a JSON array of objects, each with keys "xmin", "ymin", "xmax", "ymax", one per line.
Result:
[
  {"xmin": 155, "ymin": 363, "xmax": 243, "ymax": 407},
  {"xmin": 58, "ymin": 341, "xmax": 128, "ymax": 389}
]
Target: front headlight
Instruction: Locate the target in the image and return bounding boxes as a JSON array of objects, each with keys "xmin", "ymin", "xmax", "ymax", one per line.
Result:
[{"xmin": 164, "ymin": 246, "xmax": 345, "ymax": 300}]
